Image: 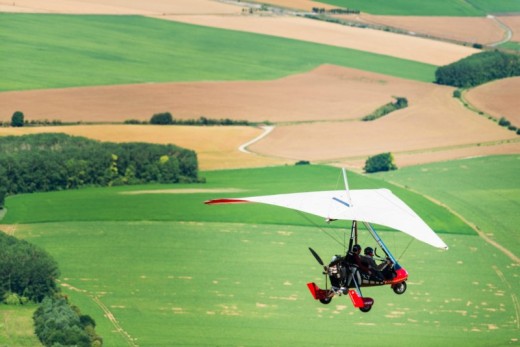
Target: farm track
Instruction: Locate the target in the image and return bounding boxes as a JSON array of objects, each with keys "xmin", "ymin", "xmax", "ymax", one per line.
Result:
[{"xmin": 58, "ymin": 280, "xmax": 138, "ymax": 347}]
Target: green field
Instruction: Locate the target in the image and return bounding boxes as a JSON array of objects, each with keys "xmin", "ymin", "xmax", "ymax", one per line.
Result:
[
  {"xmin": 0, "ymin": 14, "xmax": 437, "ymax": 91},
  {"xmin": 2, "ymin": 162, "xmax": 519, "ymax": 346},
  {"xmin": 0, "ymin": 305, "xmax": 42, "ymax": 347},
  {"xmin": 375, "ymin": 155, "xmax": 520, "ymax": 260},
  {"xmin": 320, "ymin": 0, "xmax": 520, "ymax": 16},
  {"xmin": 2, "ymin": 166, "xmax": 471, "ymax": 236}
]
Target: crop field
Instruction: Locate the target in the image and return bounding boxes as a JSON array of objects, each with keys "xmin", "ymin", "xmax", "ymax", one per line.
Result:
[
  {"xmin": 318, "ymin": 0, "xmax": 520, "ymax": 16},
  {"xmin": 2, "ymin": 163, "xmax": 519, "ymax": 346},
  {"xmin": 0, "ymin": 13, "xmax": 436, "ymax": 92}
]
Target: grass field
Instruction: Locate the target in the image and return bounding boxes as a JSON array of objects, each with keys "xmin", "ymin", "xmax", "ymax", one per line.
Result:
[
  {"xmin": 2, "ymin": 162, "xmax": 519, "ymax": 346},
  {"xmin": 2, "ymin": 166, "xmax": 471, "ymax": 236},
  {"xmin": 375, "ymin": 155, "xmax": 520, "ymax": 261},
  {"xmin": 0, "ymin": 305, "xmax": 42, "ymax": 347},
  {"xmin": 320, "ymin": 0, "xmax": 520, "ymax": 16},
  {"xmin": 0, "ymin": 14, "xmax": 437, "ymax": 91}
]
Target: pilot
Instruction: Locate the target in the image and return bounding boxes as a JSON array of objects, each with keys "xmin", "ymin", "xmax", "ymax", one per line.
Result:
[{"xmin": 361, "ymin": 247, "xmax": 392, "ymax": 281}]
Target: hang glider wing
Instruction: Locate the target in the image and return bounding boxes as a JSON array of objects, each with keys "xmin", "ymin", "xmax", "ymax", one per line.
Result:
[{"xmin": 205, "ymin": 189, "xmax": 448, "ymax": 249}]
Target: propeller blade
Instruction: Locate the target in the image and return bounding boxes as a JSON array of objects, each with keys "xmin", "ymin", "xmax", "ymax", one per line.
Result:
[{"xmin": 309, "ymin": 247, "xmax": 324, "ymax": 266}]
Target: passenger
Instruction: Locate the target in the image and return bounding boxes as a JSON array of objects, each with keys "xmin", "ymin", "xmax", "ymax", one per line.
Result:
[{"xmin": 361, "ymin": 247, "xmax": 393, "ymax": 281}]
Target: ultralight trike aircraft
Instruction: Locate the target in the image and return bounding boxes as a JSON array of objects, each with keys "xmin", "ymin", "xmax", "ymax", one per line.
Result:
[{"xmin": 205, "ymin": 169, "xmax": 448, "ymax": 313}]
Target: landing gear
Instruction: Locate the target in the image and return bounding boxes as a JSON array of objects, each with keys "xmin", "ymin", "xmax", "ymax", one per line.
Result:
[{"xmin": 392, "ymin": 281, "xmax": 407, "ymax": 295}]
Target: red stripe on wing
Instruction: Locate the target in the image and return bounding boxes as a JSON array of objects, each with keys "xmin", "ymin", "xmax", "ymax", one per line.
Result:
[{"xmin": 204, "ymin": 198, "xmax": 251, "ymax": 205}]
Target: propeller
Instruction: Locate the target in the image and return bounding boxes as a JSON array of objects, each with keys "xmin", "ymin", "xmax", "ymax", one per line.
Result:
[
  {"xmin": 309, "ymin": 247, "xmax": 324, "ymax": 266},
  {"xmin": 309, "ymin": 247, "xmax": 329, "ymax": 290}
]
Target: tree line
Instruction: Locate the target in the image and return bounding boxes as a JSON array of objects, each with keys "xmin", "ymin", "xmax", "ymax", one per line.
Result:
[
  {"xmin": 147, "ymin": 112, "xmax": 249, "ymax": 126},
  {"xmin": 362, "ymin": 97, "xmax": 408, "ymax": 121},
  {"xmin": 0, "ymin": 133, "xmax": 201, "ymax": 205},
  {"xmin": 435, "ymin": 50, "xmax": 520, "ymax": 88}
]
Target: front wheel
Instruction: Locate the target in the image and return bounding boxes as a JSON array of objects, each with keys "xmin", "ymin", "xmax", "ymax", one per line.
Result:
[
  {"xmin": 319, "ymin": 297, "xmax": 332, "ymax": 304},
  {"xmin": 392, "ymin": 281, "xmax": 407, "ymax": 295}
]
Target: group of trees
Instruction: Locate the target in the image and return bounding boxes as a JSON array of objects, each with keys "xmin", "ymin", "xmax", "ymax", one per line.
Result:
[
  {"xmin": 435, "ymin": 50, "xmax": 520, "ymax": 88},
  {"xmin": 148, "ymin": 112, "xmax": 249, "ymax": 126},
  {"xmin": 0, "ymin": 133, "xmax": 200, "ymax": 201},
  {"xmin": 364, "ymin": 152, "xmax": 397, "ymax": 173},
  {"xmin": 0, "ymin": 232, "xmax": 59, "ymax": 303},
  {"xmin": 34, "ymin": 296, "xmax": 102, "ymax": 347},
  {"xmin": 362, "ymin": 97, "xmax": 408, "ymax": 121}
]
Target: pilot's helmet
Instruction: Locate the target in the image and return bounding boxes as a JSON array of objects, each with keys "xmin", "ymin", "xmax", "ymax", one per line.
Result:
[
  {"xmin": 352, "ymin": 244, "xmax": 361, "ymax": 253},
  {"xmin": 364, "ymin": 247, "xmax": 374, "ymax": 256}
]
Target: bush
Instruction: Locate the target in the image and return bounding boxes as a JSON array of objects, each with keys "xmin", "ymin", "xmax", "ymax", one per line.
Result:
[
  {"xmin": 362, "ymin": 97, "xmax": 408, "ymax": 121},
  {"xmin": 295, "ymin": 160, "xmax": 310, "ymax": 165},
  {"xmin": 11, "ymin": 111, "xmax": 24, "ymax": 127},
  {"xmin": 498, "ymin": 117, "xmax": 511, "ymax": 127},
  {"xmin": 150, "ymin": 112, "xmax": 173, "ymax": 125},
  {"xmin": 364, "ymin": 152, "xmax": 397, "ymax": 173},
  {"xmin": 453, "ymin": 90, "xmax": 461, "ymax": 98}
]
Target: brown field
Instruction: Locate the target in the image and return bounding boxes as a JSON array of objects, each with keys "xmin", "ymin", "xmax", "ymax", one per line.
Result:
[
  {"xmin": 497, "ymin": 16, "xmax": 520, "ymax": 43},
  {"xmin": 0, "ymin": 65, "xmax": 403, "ymax": 123},
  {"xmin": 464, "ymin": 77, "xmax": 520, "ymax": 125},
  {"xmin": 354, "ymin": 14, "xmax": 506, "ymax": 46},
  {"xmin": 246, "ymin": 68, "xmax": 519, "ymax": 168}
]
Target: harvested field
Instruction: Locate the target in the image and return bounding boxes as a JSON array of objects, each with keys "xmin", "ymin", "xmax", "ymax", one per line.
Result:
[
  {"xmin": 162, "ymin": 14, "xmax": 477, "ymax": 66},
  {"xmin": 0, "ymin": 0, "xmax": 241, "ymax": 15},
  {"xmin": 464, "ymin": 77, "xmax": 520, "ymax": 125},
  {"xmin": 244, "ymin": 68, "xmax": 519, "ymax": 165},
  {"xmin": 0, "ymin": 65, "xmax": 403, "ymax": 123},
  {"xmin": 352, "ymin": 14, "xmax": 506, "ymax": 45},
  {"xmin": 0, "ymin": 125, "xmax": 287, "ymax": 171}
]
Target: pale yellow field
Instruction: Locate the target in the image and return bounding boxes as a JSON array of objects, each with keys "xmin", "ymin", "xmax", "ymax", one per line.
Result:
[{"xmin": 0, "ymin": 125, "xmax": 287, "ymax": 171}]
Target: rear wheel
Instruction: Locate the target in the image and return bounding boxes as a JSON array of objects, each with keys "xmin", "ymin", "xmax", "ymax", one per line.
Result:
[
  {"xmin": 359, "ymin": 304, "xmax": 372, "ymax": 313},
  {"xmin": 392, "ymin": 281, "xmax": 407, "ymax": 295}
]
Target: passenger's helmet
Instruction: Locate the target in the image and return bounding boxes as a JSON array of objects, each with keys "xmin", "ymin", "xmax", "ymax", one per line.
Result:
[
  {"xmin": 364, "ymin": 247, "xmax": 374, "ymax": 256},
  {"xmin": 353, "ymin": 244, "xmax": 361, "ymax": 253}
]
